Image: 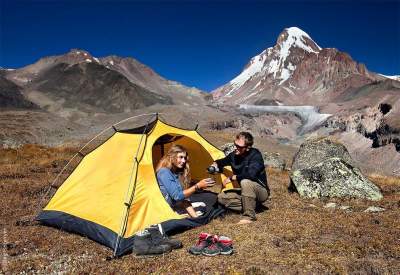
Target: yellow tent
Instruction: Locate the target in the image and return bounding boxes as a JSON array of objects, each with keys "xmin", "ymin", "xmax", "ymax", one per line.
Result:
[{"xmin": 37, "ymin": 115, "xmax": 230, "ymax": 256}]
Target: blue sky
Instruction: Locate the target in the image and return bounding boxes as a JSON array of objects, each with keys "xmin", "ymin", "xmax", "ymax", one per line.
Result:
[{"xmin": 1, "ymin": 0, "xmax": 399, "ymax": 91}]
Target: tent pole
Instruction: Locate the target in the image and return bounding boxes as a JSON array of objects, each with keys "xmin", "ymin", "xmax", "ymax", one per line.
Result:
[{"xmin": 112, "ymin": 113, "xmax": 156, "ymax": 257}]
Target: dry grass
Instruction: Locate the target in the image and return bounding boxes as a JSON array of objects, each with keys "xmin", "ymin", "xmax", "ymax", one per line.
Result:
[
  {"xmin": 1, "ymin": 145, "xmax": 399, "ymax": 274},
  {"xmin": 368, "ymin": 173, "xmax": 400, "ymax": 186}
]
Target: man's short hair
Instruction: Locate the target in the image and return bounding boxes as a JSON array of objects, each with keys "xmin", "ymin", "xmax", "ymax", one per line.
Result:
[{"xmin": 236, "ymin": 132, "xmax": 254, "ymax": 147}]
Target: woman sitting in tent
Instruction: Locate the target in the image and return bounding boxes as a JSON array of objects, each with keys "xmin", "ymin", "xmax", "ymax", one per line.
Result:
[{"xmin": 156, "ymin": 144, "xmax": 210, "ymax": 218}]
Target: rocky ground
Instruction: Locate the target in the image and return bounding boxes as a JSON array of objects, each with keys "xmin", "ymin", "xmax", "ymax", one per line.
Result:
[{"xmin": 1, "ymin": 143, "xmax": 399, "ymax": 274}]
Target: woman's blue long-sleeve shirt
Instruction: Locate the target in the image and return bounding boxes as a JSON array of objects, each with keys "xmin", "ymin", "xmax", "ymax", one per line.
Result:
[{"xmin": 156, "ymin": 167, "xmax": 185, "ymax": 206}]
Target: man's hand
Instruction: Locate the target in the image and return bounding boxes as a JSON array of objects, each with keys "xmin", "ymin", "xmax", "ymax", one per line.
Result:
[{"xmin": 222, "ymin": 177, "xmax": 231, "ymax": 187}]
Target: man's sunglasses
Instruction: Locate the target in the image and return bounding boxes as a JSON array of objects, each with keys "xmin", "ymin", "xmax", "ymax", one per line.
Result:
[{"xmin": 234, "ymin": 142, "xmax": 247, "ymax": 149}]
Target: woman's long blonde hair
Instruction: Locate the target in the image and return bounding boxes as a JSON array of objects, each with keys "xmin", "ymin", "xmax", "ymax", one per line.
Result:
[{"xmin": 156, "ymin": 144, "xmax": 191, "ymax": 188}]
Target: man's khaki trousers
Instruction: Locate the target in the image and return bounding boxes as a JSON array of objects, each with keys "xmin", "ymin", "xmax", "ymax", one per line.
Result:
[{"xmin": 217, "ymin": 179, "xmax": 269, "ymax": 220}]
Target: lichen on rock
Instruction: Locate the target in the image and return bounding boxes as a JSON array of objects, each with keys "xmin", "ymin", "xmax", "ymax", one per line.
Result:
[{"xmin": 290, "ymin": 137, "xmax": 383, "ymax": 201}]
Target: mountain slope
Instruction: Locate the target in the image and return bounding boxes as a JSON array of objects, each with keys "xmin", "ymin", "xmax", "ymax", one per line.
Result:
[
  {"xmin": 212, "ymin": 27, "xmax": 380, "ymax": 105},
  {"xmin": 5, "ymin": 49, "xmax": 208, "ymax": 110},
  {"xmin": 32, "ymin": 62, "xmax": 171, "ymax": 113},
  {"xmin": 100, "ymin": 56, "xmax": 208, "ymax": 105},
  {"xmin": 0, "ymin": 72, "xmax": 38, "ymax": 110}
]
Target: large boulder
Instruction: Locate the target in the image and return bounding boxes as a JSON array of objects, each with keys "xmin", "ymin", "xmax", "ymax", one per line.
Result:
[
  {"xmin": 290, "ymin": 138, "xmax": 383, "ymax": 201},
  {"xmin": 263, "ymin": 152, "xmax": 286, "ymax": 170},
  {"xmin": 291, "ymin": 157, "xmax": 383, "ymax": 201},
  {"xmin": 292, "ymin": 138, "xmax": 354, "ymax": 171}
]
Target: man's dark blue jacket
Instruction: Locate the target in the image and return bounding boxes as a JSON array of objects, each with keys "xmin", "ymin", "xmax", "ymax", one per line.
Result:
[{"xmin": 215, "ymin": 147, "xmax": 269, "ymax": 193}]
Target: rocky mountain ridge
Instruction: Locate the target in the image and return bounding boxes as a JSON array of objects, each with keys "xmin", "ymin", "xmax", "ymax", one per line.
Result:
[{"xmin": 2, "ymin": 49, "xmax": 208, "ymax": 117}]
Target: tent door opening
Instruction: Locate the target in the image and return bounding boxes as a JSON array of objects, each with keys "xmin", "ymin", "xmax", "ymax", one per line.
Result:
[{"xmin": 152, "ymin": 134, "xmax": 218, "ymax": 186}]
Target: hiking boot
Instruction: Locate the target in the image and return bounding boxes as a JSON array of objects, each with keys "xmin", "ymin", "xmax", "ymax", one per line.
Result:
[
  {"xmin": 202, "ymin": 236, "xmax": 233, "ymax": 256},
  {"xmin": 132, "ymin": 229, "xmax": 172, "ymax": 256},
  {"xmin": 188, "ymin": 232, "xmax": 213, "ymax": 255},
  {"xmin": 147, "ymin": 224, "xmax": 183, "ymax": 249}
]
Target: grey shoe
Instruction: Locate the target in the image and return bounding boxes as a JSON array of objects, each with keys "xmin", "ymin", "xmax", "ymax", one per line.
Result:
[
  {"xmin": 132, "ymin": 229, "xmax": 172, "ymax": 256},
  {"xmin": 147, "ymin": 224, "xmax": 183, "ymax": 250},
  {"xmin": 202, "ymin": 236, "xmax": 234, "ymax": 256}
]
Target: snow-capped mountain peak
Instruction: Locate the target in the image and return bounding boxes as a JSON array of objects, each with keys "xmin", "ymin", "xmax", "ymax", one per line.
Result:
[
  {"xmin": 212, "ymin": 26, "xmax": 377, "ymax": 104},
  {"xmin": 271, "ymin": 27, "xmax": 321, "ymax": 85},
  {"xmin": 222, "ymin": 27, "xmax": 322, "ymax": 97},
  {"xmin": 277, "ymin": 27, "xmax": 321, "ymax": 53}
]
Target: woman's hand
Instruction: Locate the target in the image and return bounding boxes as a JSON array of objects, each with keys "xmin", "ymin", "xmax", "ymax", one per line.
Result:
[{"xmin": 196, "ymin": 179, "xmax": 209, "ymax": 190}]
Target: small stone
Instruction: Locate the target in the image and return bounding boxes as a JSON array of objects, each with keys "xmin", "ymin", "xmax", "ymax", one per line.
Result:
[
  {"xmin": 324, "ymin": 202, "xmax": 337, "ymax": 208},
  {"xmin": 339, "ymin": 205, "xmax": 351, "ymax": 211},
  {"xmin": 364, "ymin": 206, "xmax": 385, "ymax": 212}
]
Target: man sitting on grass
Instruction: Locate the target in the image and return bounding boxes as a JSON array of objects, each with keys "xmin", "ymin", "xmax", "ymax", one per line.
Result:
[{"xmin": 211, "ymin": 132, "xmax": 270, "ymax": 224}]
